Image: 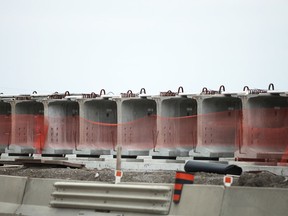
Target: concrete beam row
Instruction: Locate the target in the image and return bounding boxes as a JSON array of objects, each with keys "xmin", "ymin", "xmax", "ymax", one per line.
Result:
[{"xmin": 0, "ymin": 89, "xmax": 287, "ymax": 160}]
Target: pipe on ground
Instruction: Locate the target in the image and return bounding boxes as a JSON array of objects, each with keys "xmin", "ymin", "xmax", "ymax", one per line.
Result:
[{"xmin": 184, "ymin": 160, "xmax": 242, "ymax": 175}]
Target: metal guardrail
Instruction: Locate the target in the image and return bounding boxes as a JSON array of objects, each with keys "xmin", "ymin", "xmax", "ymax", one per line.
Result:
[{"xmin": 50, "ymin": 182, "xmax": 173, "ymax": 215}]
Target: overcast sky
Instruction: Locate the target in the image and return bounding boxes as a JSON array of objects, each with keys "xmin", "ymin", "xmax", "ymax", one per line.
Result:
[{"xmin": 0, "ymin": 0, "xmax": 287, "ymax": 95}]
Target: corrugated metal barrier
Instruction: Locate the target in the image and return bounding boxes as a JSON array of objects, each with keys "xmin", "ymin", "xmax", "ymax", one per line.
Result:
[{"xmin": 50, "ymin": 182, "xmax": 173, "ymax": 215}]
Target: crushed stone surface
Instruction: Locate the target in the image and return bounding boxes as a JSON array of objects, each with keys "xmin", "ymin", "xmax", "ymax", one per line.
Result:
[{"xmin": 0, "ymin": 166, "xmax": 288, "ymax": 188}]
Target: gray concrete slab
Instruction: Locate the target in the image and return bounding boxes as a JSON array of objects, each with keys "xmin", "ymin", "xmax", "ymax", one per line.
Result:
[
  {"xmin": 221, "ymin": 187, "xmax": 288, "ymax": 216},
  {"xmin": 0, "ymin": 175, "xmax": 27, "ymax": 215},
  {"xmin": 170, "ymin": 185, "xmax": 224, "ymax": 216}
]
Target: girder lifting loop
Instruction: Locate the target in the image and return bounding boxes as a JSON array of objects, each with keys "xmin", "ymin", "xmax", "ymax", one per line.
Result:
[
  {"xmin": 127, "ymin": 90, "xmax": 133, "ymax": 97},
  {"xmin": 219, "ymin": 85, "xmax": 225, "ymax": 93},
  {"xmin": 100, "ymin": 89, "xmax": 106, "ymax": 96},
  {"xmin": 268, "ymin": 83, "xmax": 275, "ymax": 91},
  {"xmin": 140, "ymin": 88, "xmax": 146, "ymax": 94},
  {"xmin": 201, "ymin": 87, "xmax": 208, "ymax": 94},
  {"xmin": 177, "ymin": 86, "xmax": 184, "ymax": 94},
  {"xmin": 91, "ymin": 92, "xmax": 97, "ymax": 98},
  {"xmin": 243, "ymin": 86, "xmax": 250, "ymax": 91}
]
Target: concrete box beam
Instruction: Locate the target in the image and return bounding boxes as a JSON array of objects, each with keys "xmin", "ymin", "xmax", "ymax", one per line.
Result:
[
  {"xmin": 114, "ymin": 97, "xmax": 157, "ymax": 156},
  {"xmin": 190, "ymin": 95, "xmax": 242, "ymax": 158},
  {"xmin": 0, "ymin": 101, "xmax": 11, "ymax": 153},
  {"xmin": 8, "ymin": 100, "xmax": 44, "ymax": 154},
  {"xmin": 151, "ymin": 96, "xmax": 197, "ymax": 157},
  {"xmin": 236, "ymin": 94, "xmax": 288, "ymax": 161},
  {"xmin": 43, "ymin": 100, "xmax": 79, "ymax": 155},
  {"xmin": 75, "ymin": 98, "xmax": 117, "ymax": 155}
]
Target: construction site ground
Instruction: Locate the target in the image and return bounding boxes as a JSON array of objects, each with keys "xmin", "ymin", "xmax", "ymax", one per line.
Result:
[{"xmin": 1, "ymin": 165, "xmax": 288, "ymax": 188}]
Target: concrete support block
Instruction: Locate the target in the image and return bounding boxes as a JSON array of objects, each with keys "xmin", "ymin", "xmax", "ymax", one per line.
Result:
[
  {"xmin": 15, "ymin": 178, "xmax": 107, "ymax": 216},
  {"xmin": 77, "ymin": 98, "xmax": 117, "ymax": 156},
  {"xmin": 190, "ymin": 95, "xmax": 241, "ymax": 158},
  {"xmin": 43, "ymin": 100, "xmax": 79, "ymax": 155},
  {"xmin": 221, "ymin": 187, "xmax": 288, "ymax": 216},
  {"xmin": 170, "ymin": 185, "xmax": 224, "ymax": 216},
  {"xmin": 0, "ymin": 175, "xmax": 27, "ymax": 215},
  {"xmin": 15, "ymin": 178, "xmax": 58, "ymax": 216},
  {"xmin": 8, "ymin": 100, "xmax": 44, "ymax": 154},
  {"xmin": 236, "ymin": 94, "xmax": 288, "ymax": 161},
  {"xmin": 116, "ymin": 97, "xmax": 157, "ymax": 156},
  {"xmin": 153, "ymin": 96, "xmax": 197, "ymax": 157}
]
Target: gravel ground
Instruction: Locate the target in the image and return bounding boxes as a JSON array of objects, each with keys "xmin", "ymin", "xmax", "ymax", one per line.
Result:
[{"xmin": 0, "ymin": 166, "xmax": 288, "ymax": 188}]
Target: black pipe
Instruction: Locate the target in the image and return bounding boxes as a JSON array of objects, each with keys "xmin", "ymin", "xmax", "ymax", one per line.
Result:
[{"xmin": 184, "ymin": 160, "xmax": 242, "ymax": 175}]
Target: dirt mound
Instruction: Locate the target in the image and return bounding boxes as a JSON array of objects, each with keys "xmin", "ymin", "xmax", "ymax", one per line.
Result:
[{"xmin": 1, "ymin": 166, "xmax": 288, "ymax": 188}]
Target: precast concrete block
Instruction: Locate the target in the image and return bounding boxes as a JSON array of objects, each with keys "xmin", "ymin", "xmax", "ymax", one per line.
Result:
[
  {"xmin": 0, "ymin": 175, "xmax": 27, "ymax": 215},
  {"xmin": 16, "ymin": 178, "xmax": 117, "ymax": 216},
  {"xmin": 74, "ymin": 149, "xmax": 112, "ymax": 156},
  {"xmin": 152, "ymin": 96, "xmax": 197, "ymax": 157},
  {"xmin": 43, "ymin": 100, "xmax": 79, "ymax": 155},
  {"xmin": 9, "ymin": 100, "xmax": 44, "ymax": 154},
  {"xmin": 116, "ymin": 97, "xmax": 157, "ymax": 156},
  {"xmin": 236, "ymin": 93, "xmax": 288, "ymax": 161},
  {"xmin": 221, "ymin": 186, "xmax": 288, "ymax": 216},
  {"xmin": 170, "ymin": 185, "xmax": 224, "ymax": 216},
  {"xmin": 15, "ymin": 178, "xmax": 60, "ymax": 216},
  {"xmin": 189, "ymin": 147, "xmax": 234, "ymax": 158},
  {"xmin": 77, "ymin": 98, "xmax": 117, "ymax": 156},
  {"xmin": 190, "ymin": 94, "xmax": 241, "ymax": 158},
  {"xmin": 150, "ymin": 148, "xmax": 190, "ymax": 157}
]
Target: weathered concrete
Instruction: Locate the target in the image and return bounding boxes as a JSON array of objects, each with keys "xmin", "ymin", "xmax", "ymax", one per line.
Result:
[
  {"xmin": 114, "ymin": 96, "xmax": 157, "ymax": 156},
  {"xmin": 170, "ymin": 185, "xmax": 224, "ymax": 216},
  {"xmin": 43, "ymin": 99, "xmax": 79, "ymax": 155},
  {"xmin": 0, "ymin": 101, "xmax": 11, "ymax": 153},
  {"xmin": 1, "ymin": 175, "xmax": 288, "ymax": 216},
  {"xmin": 8, "ymin": 100, "xmax": 44, "ymax": 154},
  {"xmin": 15, "ymin": 178, "xmax": 58, "ymax": 216},
  {"xmin": 0, "ymin": 175, "xmax": 27, "ymax": 215},
  {"xmin": 190, "ymin": 94, "xmax": 241, "ymax": 158},
  {"xmin": 0, "ymin": 92, "xmax": 288, "ymax": 161},
  {"xmin": 236, "ymin": 93, "xmax": 288, "ymax": 161},
  {"xmin": 151, "ymin": 95, "xmax": 197, "ymax": 157},
  {"xmin": 69, "ymin": 157, "xmax": 288, "ymax": 176},
  {"xmin": 75, "ymin": 98, "xmax": 117, "ymax": 156},
  {"xmin": 221, "ymin": 187, "xmax": 288, "ymax": 216}
]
